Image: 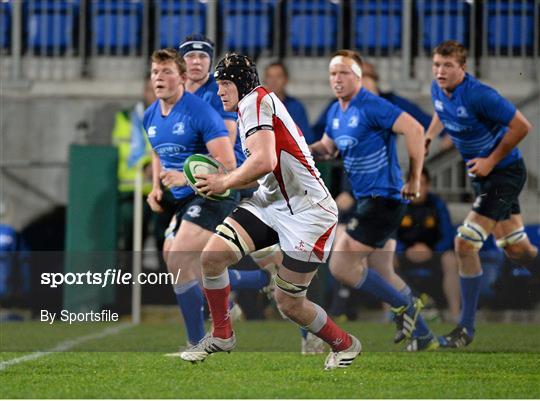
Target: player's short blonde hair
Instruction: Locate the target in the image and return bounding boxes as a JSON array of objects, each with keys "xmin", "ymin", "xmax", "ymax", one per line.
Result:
[
  {"xmin": 151, "ymin": 48, "xmax": 186, "ymax": 74},
  {"xmin": 433, "ymin": 40, "xmax": 468, "ymax": 66}
]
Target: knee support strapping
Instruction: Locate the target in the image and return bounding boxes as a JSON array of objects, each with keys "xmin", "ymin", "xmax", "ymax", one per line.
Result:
[
  {"xmin": 457, "ymin": 221, "xmax": 488, "ymax": 249},
  {"xmin": 274, "ymin": 274, "xmax": 310, "ymax": 298},
  {"xmin": 215, "ymin": 222, "xmax": 250, "ymax": 257},
  {"xmin": 496, "ymin": 227, "xmax": 528, "ymax": 248}
]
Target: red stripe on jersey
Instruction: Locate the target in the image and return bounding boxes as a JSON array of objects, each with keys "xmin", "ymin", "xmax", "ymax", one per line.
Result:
[
  {"xmin": 272, "ymin": 152, "xmax": 293, "ymax": 215},
  {"xmin": 255, "ymin": 87, "xmax": 270, "ymax": 126},
  {"xmin": 272, "ymin": 115, "xmax": 328, "ymax": 193},
  {"xmin": 312, "ymin": 223, "xmax": 336, "ymax": 261}
]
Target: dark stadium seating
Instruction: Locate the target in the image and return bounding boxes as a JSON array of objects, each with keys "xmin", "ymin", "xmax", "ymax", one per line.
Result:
[
  {"xmin": 157, "ymin": 1, "xmax": 206, "ymax": 48},
  {"xmin": 92, "ymin": 0, "xmax": 143, "ymax": 53},
  {"xmin": 25, "ymin": 0, "xmax": 79, "ymax": 53},
  {"xmin": 398, "ymin": 224, "xmax": 533, "ymax": 302},
  {"xmin": 353, "ymin": 0, "xmax": 402, "ymax": 51},
  {"xmin": 486, "ymin": 0, "xmax": 535, "ymax": 54},
  {"xmin": 220, "ymin": 0, "xmax": 276, "ymax": 54},
  {"xmin": 1, "ymin": 1, "xmax": 10, "ymax": 49},
  {"xmin": 418, "ymin": 0, "xmax": 471, "ymax": 50},
  {"xmin": 288, "ymin": 0, "xmax": 339, "ymax": 54}
]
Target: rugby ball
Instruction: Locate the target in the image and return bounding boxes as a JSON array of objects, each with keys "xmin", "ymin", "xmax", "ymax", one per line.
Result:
[{"xmin": 183, "ymin": 154, "xmax": 231, "ymax": 201}]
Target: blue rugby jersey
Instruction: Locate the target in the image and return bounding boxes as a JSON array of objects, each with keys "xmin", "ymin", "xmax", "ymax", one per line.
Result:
[
  {"xmin": 143, "ymin": 92, "xmax": 229, "ymax": 199},
  {"xmin": 326, "ymin": 87, "xmax": 404, "ymax": 201},
  {"xmin": 195, "ymin": 75, "xmax": 245, "ymax": 166},
  {"xmin": 431, "ymin": 73, "xmax": 520, "ymax": 170}
]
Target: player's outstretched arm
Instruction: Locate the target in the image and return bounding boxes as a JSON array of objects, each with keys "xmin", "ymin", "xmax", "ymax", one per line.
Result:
[
  {"xmin": 309, "ymin": 134, "xmax": 338, "ymax": 161},
  {"xmin": 424, "ymin": 113, "xmax": 444, "ymax": 156},
  {"xmin": 392, "ymin": 112, "xmax": 425, "ymax": 200},
  {"xmin": 206, "ymin": 136, "xmax": 238, "ymax": 172},
  {"xmin": 483, "ymin": 110, "xmax": 531, "ymax": 166}
]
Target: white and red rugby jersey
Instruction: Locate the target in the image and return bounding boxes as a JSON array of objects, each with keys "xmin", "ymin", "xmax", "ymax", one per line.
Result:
[{"xmin": 237, "ymin": 86, "xmax": 330, "ymax": 214}]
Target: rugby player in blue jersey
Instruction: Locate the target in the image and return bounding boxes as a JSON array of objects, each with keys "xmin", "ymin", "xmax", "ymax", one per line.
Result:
[
  {"xmin": 425, "ymin": 40, "xmax": 537, "ymax": 348},
  {"xmin": 143, "ymin": 49, "xmax": 265, "ymax": 349},
  {"xmin": 179, "ymin": 35, "xmax": 242, "ymax": 159},
  {"xmin": 310, "ymin": 49, "xmax": 438, "ymax": 351}
]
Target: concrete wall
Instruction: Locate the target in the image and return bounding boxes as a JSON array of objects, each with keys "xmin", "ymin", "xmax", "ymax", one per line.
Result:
[{"xmin": 1, "ymin": 83, "xmax": 143, "ymax": 230}]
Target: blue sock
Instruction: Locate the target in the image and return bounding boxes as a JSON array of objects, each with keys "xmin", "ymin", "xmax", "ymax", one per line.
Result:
[
  {"xmin": 356, "ymin": 271, "xmax": 430, "ymax": 337},
  {"xmin": 300, "ymin": 327, "xmax": 308, "ymax": 339},
  {"xmin": 399, "ymin": 285, "xmax": 431, "ymax": 337},
  {"xmin": 390, "ymin": 286, "xmax": 413, "ymax": 319},
  {"xmin": 355, "ymin": 269, "xmax": 409, "ymax": 308},
  {"xmin": 412, "ymin": 315, "xmax": 430, "ymax": 337},
  {"xmin": 459, "ymin": 273, "xmax": 483, "ymax": 334},
  {"xmin": 174, "ymin": 280, "xmax": 205, "ymax": 345},
  {"xmin": 400, "ymin": 285, "xmax": 413, "ymax": 303},
  {"xmin": 228, "ymin": 269, "xmax": 270, "ymax": 290}
]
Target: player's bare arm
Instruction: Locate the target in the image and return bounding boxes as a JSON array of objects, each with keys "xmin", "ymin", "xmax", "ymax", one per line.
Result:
[
  {"xmin": 206, "ymin": 136, "xmax": 237, "ymax": 172},
  {"xmin": 309, "ymin": 134, "xmax": 339, "ymax": 161},
  {"xmin": 147, "ymin": 150, "xmax": 164, "ymax": 212},
  {"xmin": 195, "ymin": 130, "xmax": 276, "ymax": 196},
  {"xmin": 467, "ymin": 110, "xmax": 532, "ymax": 177},
  {"xmin": 424, "ymin": 113, "xmax": 444, "ymax": 156},
  {"xmin": 392, "ymin": 112, "xmax": 425, "ymax": 200}
]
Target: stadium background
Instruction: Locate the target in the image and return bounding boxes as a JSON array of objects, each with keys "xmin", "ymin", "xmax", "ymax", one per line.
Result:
[{"xmin": 0, "ymin": 2, "xmax": 539, "ymax": 397}]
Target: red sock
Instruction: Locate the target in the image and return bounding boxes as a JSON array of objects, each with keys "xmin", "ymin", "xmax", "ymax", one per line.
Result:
[
  {"xmin": 315, "ymin": 317, "xmax": 352, "ymax": 351},
  {"xmin": 204, "ymin": 285, "xmax": 232, "ymax": 339}
]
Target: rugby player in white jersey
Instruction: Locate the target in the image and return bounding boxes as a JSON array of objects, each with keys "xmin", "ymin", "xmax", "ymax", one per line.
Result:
[{"xmin": 180, "ymin": 53, "xmax": 361, "ymax": 370}]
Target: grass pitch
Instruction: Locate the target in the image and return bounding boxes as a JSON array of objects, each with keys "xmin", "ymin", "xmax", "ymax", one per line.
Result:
[{"xmin": 1, "ymin": 320, "xmax": 539, "ymax": 398}]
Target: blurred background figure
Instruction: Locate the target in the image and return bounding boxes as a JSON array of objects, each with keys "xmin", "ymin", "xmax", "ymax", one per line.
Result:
[
  {"xmin": 395, "ymin": 168, "xmax": 460, "ymax": 323},
  {"xmin": 263, "ymin": 61, "xmax": 315, "ymax": 144},
  {"xmin": 0, "ymin": 200, "xmax": 30, "ymax": 320}
]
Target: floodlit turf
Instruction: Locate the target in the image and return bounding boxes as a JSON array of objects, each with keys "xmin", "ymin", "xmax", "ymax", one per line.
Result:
[{"xmin": 1, "ymin": 321, "xmax": 539, "ymax": 398}]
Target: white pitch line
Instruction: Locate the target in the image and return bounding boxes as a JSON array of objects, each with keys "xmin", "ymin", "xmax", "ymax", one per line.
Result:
[{"xmin": 0, "ymin": 323, "xmax": 133, "ymax": 371}]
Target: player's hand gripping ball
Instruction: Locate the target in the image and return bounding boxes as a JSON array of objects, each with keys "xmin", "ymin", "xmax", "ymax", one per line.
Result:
[{"xmin": 183, "ymin": 154, "xmax": 231, "ymax": 201}]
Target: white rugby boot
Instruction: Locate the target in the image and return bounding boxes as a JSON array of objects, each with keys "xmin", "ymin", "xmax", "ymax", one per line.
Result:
[
  {"xmin": 323, "ymin": 334, "xmax": 361, "ymax": 370},
  {"xmin": 180, "ymin": 332, "xmax": 236, "ymax": 363}
]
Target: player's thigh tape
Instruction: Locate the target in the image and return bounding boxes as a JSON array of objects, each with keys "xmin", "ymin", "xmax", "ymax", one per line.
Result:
[
  {"xmin": 496, "ymin": 227, "xmax": 528, "ymax": 248},
  {"xmin": 251, "ymin": 244, "xmax": 280, "ymax": 262},
  {"xmin": 164, "ymin": 216, "xmax": 177, "ymax": 241},
  {"xmin": 215, "ymin": 222, "xmax": 250, "ymax": 257},
  {"xmin": 274, "ymin": 274, "xmax": 309, "ymax": 298},
  {"xmin": 457, "ymin": 221, "xmax": 488, "ymax": 249}
]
